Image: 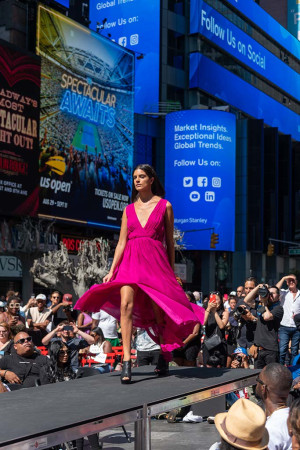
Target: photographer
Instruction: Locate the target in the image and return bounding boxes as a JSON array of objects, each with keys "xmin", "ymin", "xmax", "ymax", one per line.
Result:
[
  {"xmin": 50, "ymin": 292, "xmax": 77, "ymax": 329},
  {"xmin": 41, "ymin": 320, "xmax": 94, "ymax": 371},
  {"xmin": 230, "ymin": 347, "xmax": 250, "ymax": 369},
  {"xmin": 244, "ymin": 284, "xmax": 283, "ymax": 368},
  {"xmin": 235, "ymin": 278, "xmax": 258, "ymax": 352}
]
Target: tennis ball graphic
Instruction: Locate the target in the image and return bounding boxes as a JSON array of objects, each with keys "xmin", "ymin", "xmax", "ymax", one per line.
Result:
[{"xmin": 45, "ymin": 156, "xmax": 66, "ymax": 175}]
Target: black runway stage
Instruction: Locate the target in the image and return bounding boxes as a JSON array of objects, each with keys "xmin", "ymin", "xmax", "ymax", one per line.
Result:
[{"xmin": 0, "ymin": 366, "xmax": 259, "ymax": 449}]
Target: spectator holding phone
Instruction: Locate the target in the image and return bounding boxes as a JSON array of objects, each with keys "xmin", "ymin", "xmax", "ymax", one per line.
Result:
[
  {"xmin": 0, "ymin": 296, "xmax": 25, "ymax": 335},
  {"xmin": 42, "ymin": 320, "xmax": 94, "ymax": 371},
  {"xmin": 202, "ymin": 292, "xmax": 229, "ymax": 367}
]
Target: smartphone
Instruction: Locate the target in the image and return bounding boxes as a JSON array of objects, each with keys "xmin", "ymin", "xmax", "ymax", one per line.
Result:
[
  {"xmin": 30, "ymin": 295, "xmax": 35, "ymax": 299},
  {"xmin": 63, "ymin": 325, "xmax": 73, "ymax": 331},
  {"xmin": 209, "ymin": 294, "xmax": 216, "ymax": 303}
]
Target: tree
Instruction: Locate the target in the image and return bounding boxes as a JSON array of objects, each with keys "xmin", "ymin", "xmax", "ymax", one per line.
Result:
[
  {"xmin": 31, "ymin": 228, "xmax": 184, "ymax": 300},
  {"xmin": 30, "ymin": 238, "xmax": 110, "ymax": 299}
]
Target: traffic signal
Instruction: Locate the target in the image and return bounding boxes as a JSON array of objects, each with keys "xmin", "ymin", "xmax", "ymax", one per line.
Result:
[
  {"xmin": 210, "ymin": 233, "xmax": 219, "ymax": 249},
  {"xmin": 267, "ymin": 242, "xmax": 275, "ymax": 256}
]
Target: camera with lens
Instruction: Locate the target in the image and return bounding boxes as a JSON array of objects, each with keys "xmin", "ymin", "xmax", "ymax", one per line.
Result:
[
  {"xmin": 233, "ymin": 305, "xmax": 248, "ymax": 321},
  {"xmin": 62, "ymin": 294, "xmax": 73, "ymax": 312},
  {"xmin": 235, "ymin": 355, "xmax": 243, "ymax": 363},
  {"xmin": 258, "ymin": 284, "xmax": 270, "ymax": 299}
]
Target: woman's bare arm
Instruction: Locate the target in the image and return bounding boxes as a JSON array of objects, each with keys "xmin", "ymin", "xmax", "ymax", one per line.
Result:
[
  {"xmin": 103, "ymin": 209, "xmax": 128, "ymax": 283},
  {"xmin": 164, "ymin": 201, "xmax": 175, "ymax": 271}
]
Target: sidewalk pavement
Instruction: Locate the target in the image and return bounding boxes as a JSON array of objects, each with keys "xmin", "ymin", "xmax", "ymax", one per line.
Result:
[{"xmin": 86, "ymin": 418, "xmax": 220, "ymax": 450}]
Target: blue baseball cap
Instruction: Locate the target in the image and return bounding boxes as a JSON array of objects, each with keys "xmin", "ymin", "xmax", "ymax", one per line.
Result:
[{"xmin": 233, "ymin": 347, "xmax": 247, "ymax": 356}]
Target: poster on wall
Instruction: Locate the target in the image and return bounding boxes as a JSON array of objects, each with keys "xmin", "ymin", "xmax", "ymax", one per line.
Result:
[
  {"xmin": 36, "ymin": 5, "xmax": 134, "ymax": 228},
  {"xmin": 165, "ymin": 110, "xmax": 236, "ymax": 251},
  {"xmin": 0, "ymin": 39, "xmax": 40, "ymax": 216}
]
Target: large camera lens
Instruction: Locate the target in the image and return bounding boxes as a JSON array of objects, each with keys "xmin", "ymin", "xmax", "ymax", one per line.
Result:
[{"xmin": 258, "ymin": 285, "xmax": 269, "ymax": 298}]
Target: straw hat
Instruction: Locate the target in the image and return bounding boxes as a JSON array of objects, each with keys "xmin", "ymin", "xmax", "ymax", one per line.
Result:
[{"xmin": 214, "ymin": 398, "xmax": 269, "ymax": 449}]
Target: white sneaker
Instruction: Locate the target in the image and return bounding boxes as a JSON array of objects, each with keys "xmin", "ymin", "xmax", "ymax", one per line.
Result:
[{"xmin": 182, "ymin": 411, "xmax": 203, "ymax": 423}]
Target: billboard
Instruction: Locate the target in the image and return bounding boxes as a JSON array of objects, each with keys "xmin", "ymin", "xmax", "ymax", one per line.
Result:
[
  {"xmin": 165, "ymin": 110, "xmax": 236, "ymax": 251},
  {"xmin": 190, "ymin": 53, "xmax": 300, "ymax": 141},
  {"xmin": 36, "ymin": 5, "xmax": 134, "ymax": 229},
  {"xmin": 190, "ymin": 0, "xmax": 300, "ymax": 101},
  {"xmin": 0, "ymin": 39, "xmax": 40, "ymax": 216},
  {"xmin": 224, "ymin": 0, "xmax": 300, "ymax": 60},
  {"xmin": 89, "ymin": 0, "xmax": 160, "ymax": 114},
  {"xmin": 288, "ymin": 0, "xmax": 300, "ymax": 40}
]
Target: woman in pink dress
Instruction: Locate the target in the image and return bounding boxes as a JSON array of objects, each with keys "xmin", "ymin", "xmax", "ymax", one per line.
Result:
[{"xmin": 75, "ymin": 164, "xmax": 204, "ymax": 383}]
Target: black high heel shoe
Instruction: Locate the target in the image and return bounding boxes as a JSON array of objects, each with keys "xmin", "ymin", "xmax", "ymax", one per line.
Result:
[
  {"xmin": 154, "ymin": 353, "xmax": 169, "ymax": 376},
  {"xmin": 121, "ymin": 360, "xmax": 132, "ymax": 384}
]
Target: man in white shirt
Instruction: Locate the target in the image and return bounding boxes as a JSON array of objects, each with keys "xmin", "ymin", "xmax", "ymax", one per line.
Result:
[
  {"xmin": 255, "ymin": 363, "xmax": 292, "ymax": 450},
  {"xmin": 135, "ymin": 328, "xmax": 160, "ymax": 366},
  {"xmin": 91, "ymin": 310, "xmax": 119, "ymax": 346},
  {"xmin": 276, "ymin": 274, "xmax": 300, "ymax": 365}
]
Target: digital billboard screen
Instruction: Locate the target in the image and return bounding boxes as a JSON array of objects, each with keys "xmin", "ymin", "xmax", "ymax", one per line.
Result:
[
  {"xmin": 36, "ymin": 5, "xmax": 134, "ymax": 228},
  {"xmin": 89, "ymin": 0, "xmax": 160, "ymax": 114},
  {"xmin": 190, "ymin": 0, "xmax": 300, "ymax": 101},
  {"xmin": 224, "ymin": 0, "xmax": 300, "ymax": 60},
  {"xmin": 189, "ymin": 53, "xmax": 300, "ymax": 141},
  {"xmin": 0, "ymin": 39, "xmax": 40, "ymax": 216},
  {"xmin": 165, "ymin": 110, "xmax": 236, "ymax": 251}
]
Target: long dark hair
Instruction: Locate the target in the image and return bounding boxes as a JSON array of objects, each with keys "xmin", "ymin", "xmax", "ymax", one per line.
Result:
[
  {"xmin": 131, "ymin": 164, "xmax": 165, "ymax": 202},
  {"xmin": 91, "ymin": 327, "xmax": 105, "ymax": 344},
  {"xmin": 48, "ymin": 341, "xmax": 75, "ymax": 383}
]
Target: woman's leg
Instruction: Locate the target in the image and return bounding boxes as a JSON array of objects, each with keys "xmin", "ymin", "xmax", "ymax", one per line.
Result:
[
  {"xmin": 120, "ymin": 285, "xmax": 136, "ymax": 362},
  {"xmin": 151, "ymin": 300, "xmax": 165, "ymax": 346}
]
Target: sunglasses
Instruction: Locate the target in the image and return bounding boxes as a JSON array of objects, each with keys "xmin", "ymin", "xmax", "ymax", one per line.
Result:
[
  {"xmin": 15, "ymin": 336, "xmax": 32, "ymax": 345},
  {"xmin": 52, "ymin": 296, "xmax": 60, "ymax": 299},
  {"xmin": 210, "ymin": 291, "xmax": 221, "ymax": 296},
  {"xmin": 58, "ymin": 350, "xmax": 69, "ymax": 355},
  {"xmin": 9, "ymin": 303, "xmax": 20, "ymax": 308},
  {"xmin": 256, "ymin": 375, "xmax": 267, "ymax": 388}
]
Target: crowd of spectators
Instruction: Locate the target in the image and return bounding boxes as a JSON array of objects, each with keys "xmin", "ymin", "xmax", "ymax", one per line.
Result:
[{"xmin": 1, "ymin": 273, "xmax": 300, "ymax": 449}]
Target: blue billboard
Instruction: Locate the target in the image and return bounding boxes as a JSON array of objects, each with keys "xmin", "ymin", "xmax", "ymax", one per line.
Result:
[
  {"xmin": 190, "ymin": 0, "xmax": 300, "ymax": 101},
  {"xmin": 224, "ymin": 0, "xmax": 300, "ymax": 60},
  {"xmin": 89, "ymin": 0, "xmax": 160, "ymax": 114},
  {"xmin": 189, "ymin": 53, "xmax": 300, "ymax": 141},
  {"xmin": 54, "ymin": 0, "xmax": 69, "ymax": 7},
  {"xmin": 165, "ymin": 110, "xmax": 236, "ymax": 251},
  {"xmin": 288, "ymin": 0, "xmax": 300, "ymax": 40}
]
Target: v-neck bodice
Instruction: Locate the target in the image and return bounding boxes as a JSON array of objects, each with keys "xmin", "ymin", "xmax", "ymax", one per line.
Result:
[{"xmin": 126, "ymin": 198, "xmax": 167, "ymax": 241}]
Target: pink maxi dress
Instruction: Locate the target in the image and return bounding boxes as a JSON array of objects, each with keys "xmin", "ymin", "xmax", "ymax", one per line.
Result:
[{"xmin": 75, "ymin": 198, "xmax": 204, "ymax": 353}]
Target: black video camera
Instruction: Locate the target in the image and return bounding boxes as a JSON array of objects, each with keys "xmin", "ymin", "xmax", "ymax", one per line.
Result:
[{"xmin": 233, "ymin": 305, "xmax": 248, "ymax": 322}]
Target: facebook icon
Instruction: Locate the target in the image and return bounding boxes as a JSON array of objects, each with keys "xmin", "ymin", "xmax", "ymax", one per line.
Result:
[
  {"xmin": 118, "ymin": 37, "xmax": 127, "ymax": 46},
  {"xmin": 197, "ymin": 176, "xmax": 208, "ymax": 187}
]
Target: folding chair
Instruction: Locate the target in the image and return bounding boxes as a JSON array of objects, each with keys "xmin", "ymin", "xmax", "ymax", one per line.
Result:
[{"xmin": 37, "ymin": 346, "xmax": 48, "ymax": 356}]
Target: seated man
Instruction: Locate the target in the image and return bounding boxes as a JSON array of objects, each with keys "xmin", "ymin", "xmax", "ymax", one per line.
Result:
[
  {"xmin": 0, "ymin": 332, "xmax": 50, "ymax": 388},
  {"xmin": 255, "ymin": 362, "xmax": 293, "ymax": 450},
  {"xmin": 42, "ymin": 321, "xmax": 94, "ymax": 372},
  {"xmin": 27, "ymin": 294, "xmax": 52, "ymax": 346},
  {"xmin": 209, "ymin": 398, "xmax": 269, "ymax": 450}
]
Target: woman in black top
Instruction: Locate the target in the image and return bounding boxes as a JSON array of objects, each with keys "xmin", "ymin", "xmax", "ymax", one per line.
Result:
[
  {"xmin": 48, "ymin": 341, "xmax": 102, "ymax": 449},
  {"xmin": 202, "ymin": 292, "xmax": 229, "ymax": 367}
]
